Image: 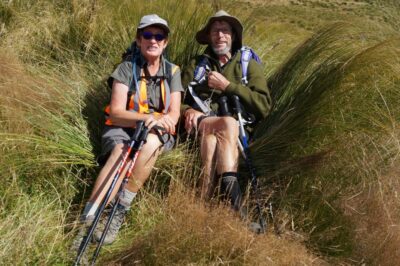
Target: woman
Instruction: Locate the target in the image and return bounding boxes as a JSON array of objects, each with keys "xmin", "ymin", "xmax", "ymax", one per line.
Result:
[{"xmin": 73, "ymin": 14, "xmax": 183, "ymax": 249}]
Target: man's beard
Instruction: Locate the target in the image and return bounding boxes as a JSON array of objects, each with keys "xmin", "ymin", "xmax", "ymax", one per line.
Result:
[{"xmin": 212, "ymin": 44, "xmax": 231, "ymax": 55}]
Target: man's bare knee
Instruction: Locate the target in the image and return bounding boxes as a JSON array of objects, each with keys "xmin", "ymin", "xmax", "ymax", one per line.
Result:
[
  {"xmin": 219, "ymin": 116, "xmax": 237, "ymax": 130},
  {"xmin": 215, "ymin": 119, "xmax": 238, "ymax": 143}
]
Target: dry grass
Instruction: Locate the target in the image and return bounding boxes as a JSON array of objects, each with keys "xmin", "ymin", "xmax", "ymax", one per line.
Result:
[
  {"xmin": 0, "ymin": 49, "xmax": 95, "ymax": 196},
  {"xmin": 100, "ymin": 182, "xmax": 326, "ymax": 265},
  {"xmin": 0, "ymin": 51, "xmax": 41, "ymax": 133},
  {"xmin": 0, "ymin": 173, "xmax": 71, "ymax": 265},
  {"xmin": 343, "ymin": 166, "xmax": 400, "ymax": 265}
]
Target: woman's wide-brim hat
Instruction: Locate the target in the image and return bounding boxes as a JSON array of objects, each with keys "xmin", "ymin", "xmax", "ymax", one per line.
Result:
[{"xmin": 196, "ymin": 10, "xmax": 243, "ymax": 47}]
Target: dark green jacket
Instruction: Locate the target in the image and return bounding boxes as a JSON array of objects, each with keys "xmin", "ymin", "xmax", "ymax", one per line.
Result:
[{"xmin": 182, "ymin": 47, "xmax": 271, "ymax": 122}]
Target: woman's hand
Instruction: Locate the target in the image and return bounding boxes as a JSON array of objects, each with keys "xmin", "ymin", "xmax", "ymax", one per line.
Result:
[
  {"xmin": 144, "ymin": 114, "xmax": 176, "ymax": 134},
  {"xmin": 156, "ymin": 114, "xmax": 176, "ymax": 134},
  {"xmin": 144, "ymin": 115, "xmax": 159, "ymax": 130},
  {"xmin": 184, "ymin": 108, "xmax": 205, "ymax": 133}
]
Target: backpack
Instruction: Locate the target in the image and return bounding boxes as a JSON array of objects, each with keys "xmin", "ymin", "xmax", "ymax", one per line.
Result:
[{"xmin": 239, "ymin": 46, "xmax": 261, "ymax": 85}]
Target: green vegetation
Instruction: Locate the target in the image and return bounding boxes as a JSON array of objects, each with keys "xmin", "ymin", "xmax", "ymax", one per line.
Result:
[{"xmin": 1, "ymin": 0, "xmax": 399, "ymax": 265}]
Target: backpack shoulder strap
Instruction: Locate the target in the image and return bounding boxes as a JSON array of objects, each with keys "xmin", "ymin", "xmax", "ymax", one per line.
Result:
[
  {"xmin": 240, "ymin": 46, "xmax": 261, "ymax": 85},
  {"xmin": 129, "ymin": 55, "xmax": 141, "ymax": 93},
  {"xmin": 187, "ymin": 56, "xmax": 214, "ymax": 115},
  {"xmin": 193, "ymin": 56, "xmax": 210, "ymax": 84},
  {"xmin": 161, "ymin": 59, "xmax": 179, "ymax": 113},
  {"xmin": 163, "ymin": 58, "xmax": 179, "ymax": 90},
  {"xmin": 120, "ymin": 41, "xmax": 141, "ymax": 94}
]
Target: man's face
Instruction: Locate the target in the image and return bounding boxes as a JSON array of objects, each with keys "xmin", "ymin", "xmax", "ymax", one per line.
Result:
[{"xmin": 209, "ymin": 21, "xmax": 234, "ymax": 56}]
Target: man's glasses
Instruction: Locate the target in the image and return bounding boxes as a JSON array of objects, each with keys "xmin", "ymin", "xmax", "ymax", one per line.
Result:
[
  {"xmin": 210, "ymin": 27, "xmax": 232, "ymax": 36},
  {"xmin": 142, "ymin": 32, "xmax": 166, "ymax": 41}
]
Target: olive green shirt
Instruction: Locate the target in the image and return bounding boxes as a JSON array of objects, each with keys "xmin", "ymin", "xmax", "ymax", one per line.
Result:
[{"xmin": 182, "ymin": 47, "xmax": 271, "ymax": 121}]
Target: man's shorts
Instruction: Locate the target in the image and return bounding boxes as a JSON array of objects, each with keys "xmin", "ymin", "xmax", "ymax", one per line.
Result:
[{"xmin": 97, "ymin": 126, "xmax": 175, "ymax": 165}]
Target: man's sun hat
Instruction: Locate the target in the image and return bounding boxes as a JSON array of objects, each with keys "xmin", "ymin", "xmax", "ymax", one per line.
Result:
[{"xmin": 195, "ymin": 10, "xmax": 243, "ymax": 47}]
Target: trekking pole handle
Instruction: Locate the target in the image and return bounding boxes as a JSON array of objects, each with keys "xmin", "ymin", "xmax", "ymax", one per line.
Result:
[
  {"xmin": 152, "ymin": 125, "xmax": 166, "ymax": 132},
  {"xmin": 218, "ymin": 96, "xmax": 232, "ymax": 116},
  {"xmin": 132, "ymin": 120, "xmax": 145, "ymax": 141},
  {"xmin": 140, "ymin": 126, "xmax": 150, "ymax": 142},
  {"xmin": 231, "ymin": 95, "xmax": 243, "ymax": 114},
  {"xmin": 132, "ymin": 121, "xmax": 165, "ymax": 142}
]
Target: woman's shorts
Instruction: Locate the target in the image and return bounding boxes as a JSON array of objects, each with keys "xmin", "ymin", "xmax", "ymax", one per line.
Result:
[{"xmin": 97, "ymin": 126, "xmax": 175, "ymax": 165}]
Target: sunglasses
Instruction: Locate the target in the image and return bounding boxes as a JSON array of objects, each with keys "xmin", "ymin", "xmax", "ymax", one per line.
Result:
[{"xmin": 142, "ymin": 32, "xmax": 166, "ymax": 41}]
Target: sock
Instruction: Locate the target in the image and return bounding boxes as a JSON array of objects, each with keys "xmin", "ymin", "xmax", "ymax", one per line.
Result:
[
  {"xmin": 81, "ymin": 202, "xmax": 99, "ymax": 222},
  {"xmin": 118, "ymin": 189, "xmax": 137, "ymax": 211},
  {"xmin": 220, "ymin": 172, "xmax": 242, "ymax": 211}
]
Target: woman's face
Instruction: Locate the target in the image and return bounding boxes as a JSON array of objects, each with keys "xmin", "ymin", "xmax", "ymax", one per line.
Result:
[{"xmin": 137, "ymin": 26, "xmax": 168, "ymax": 61}]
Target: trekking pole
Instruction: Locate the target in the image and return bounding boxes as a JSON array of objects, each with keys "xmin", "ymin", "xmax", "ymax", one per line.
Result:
[
  {"xmin": 231, "ymin": 95, "xmax": 266, "ymax": 234},
  {"xmin": 90, "ymin": 122, "xmax": 151, "ymax": 265},
  {"xmin": 74, "ymin": 121, "xmax": 146, "ymax": 266}
]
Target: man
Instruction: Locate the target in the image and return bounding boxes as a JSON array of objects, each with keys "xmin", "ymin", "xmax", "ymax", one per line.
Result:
[{"xmin": 181, "ymin": 10, "xmax": 271, "ymax": 216}]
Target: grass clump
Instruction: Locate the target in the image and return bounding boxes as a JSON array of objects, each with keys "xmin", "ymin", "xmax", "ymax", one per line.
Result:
[
  {"xmin": 249, "ymin": 21, "xmax": 400, "ymax": 263},
  {"xmin": 0, "ymin": 175, "xmax": 72, "ymax": 265},
  {"xmin": 0, "ymin": 51, "xmax": 95, "ymax": 192},
  {"xmin": 101, "ymin": 183, "xmax": 325, "ymax": 265}
]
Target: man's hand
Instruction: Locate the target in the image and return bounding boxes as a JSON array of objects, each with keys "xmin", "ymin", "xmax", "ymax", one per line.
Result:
[
  {"xmin": 184, "ymin": 108, "xmax": 205, "ymax": 133},
  {"xmin": 207, "ymin": 71, "xmax": 230, "ymax": 91}
]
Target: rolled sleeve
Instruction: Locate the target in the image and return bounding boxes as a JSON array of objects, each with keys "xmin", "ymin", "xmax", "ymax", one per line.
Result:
[
  {"xmin": 170, "ymin": 67, "xmax": 184, "ymax": 93},
  {"xmin": 110, "ymin": 61, "xmax": 133, "ymax": 88}
]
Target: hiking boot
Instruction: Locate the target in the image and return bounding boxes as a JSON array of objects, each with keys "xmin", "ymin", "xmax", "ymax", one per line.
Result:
[
  {"xmin": 239, "ymin": 207, "xmax": 265, "ymax": 234},
  {"xmin": 70, "ymin": 218, "xmax": 93, "ymax": 265},
  {"xmin": 248, "ymin": 222, "xmax": 263, "ymax": 234},
  {"xmin": 239, "ymin": 206, "xmax": 249, "ymax": 221},
  {"xmin": 93, "ymin": 204, "xmax": 127, "ymax": 245}
]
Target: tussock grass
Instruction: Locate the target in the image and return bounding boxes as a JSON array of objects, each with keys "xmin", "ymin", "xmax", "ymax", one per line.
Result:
[
  {"xmin": 101, "ymin": 182, "xmax": 325, "ymax": 265},
  {"xmin": 248, "ymin": 21, "xmax": 400, "ymax": 262},
  {"xmin": 345, "ymin": 166, "xmax": 400, "ymax": 265},
  {"xmin": 331, "ymin": 39, "xmax": 400, "ymax": 264},
  {"xmin": 0, "ymin": 52, "xmax": 95, "ymax": 183},
  {"xmin": 0, "ymin": 173, "xmax": 71, "ymax": 265}
]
